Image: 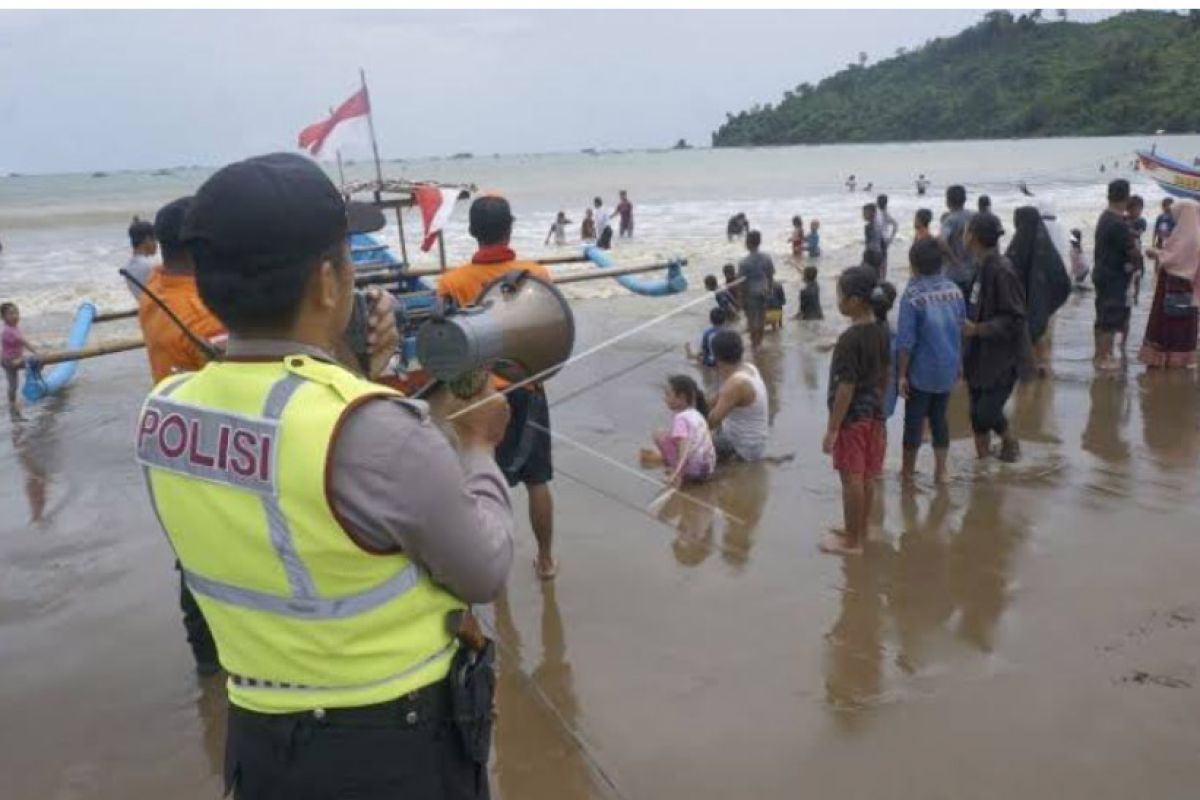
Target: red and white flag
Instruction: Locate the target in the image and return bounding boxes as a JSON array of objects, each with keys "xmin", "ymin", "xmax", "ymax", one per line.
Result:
[
  {"xmin": 414, "ymin": 185, "xmax": 464, "ymax": 252},
  {"xmin": 298, "ymin": 87, "xmax": 370, "ymax": 158}
]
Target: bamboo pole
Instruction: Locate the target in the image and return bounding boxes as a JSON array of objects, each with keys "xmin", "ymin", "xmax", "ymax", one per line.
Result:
[
  {"xmin": 533, "ymin": 254, "xmax": 592, "ymax": 266},
  {"xmin": 94, "ymin": 309, "xmax": 139, "ymax": 323},
  {"xmin": 26, "ymin": 337, "xmax": 145, "ymax": 367},
  {"xmin": 354, "ymin": 260, "xmax": 681, "ymax": 288}
]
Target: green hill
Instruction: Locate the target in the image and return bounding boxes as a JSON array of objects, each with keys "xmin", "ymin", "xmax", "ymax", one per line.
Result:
[{"xmin": 711, "ymin": 10, "xmax": 1200, "ymax": 147}]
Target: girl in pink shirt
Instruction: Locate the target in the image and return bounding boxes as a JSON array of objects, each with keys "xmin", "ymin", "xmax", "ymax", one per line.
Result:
[
  {"xmin": 642, "ymin": 374, "xmax": 716, "ymax": 487},
  {"xmin": 2, "ymin": 302, "xmax": 38, "ymax": 410}
]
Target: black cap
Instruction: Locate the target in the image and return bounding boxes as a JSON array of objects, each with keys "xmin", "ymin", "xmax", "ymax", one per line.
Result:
[
  {"xmin": 182, "ymin": 152, "xmax": 385, "ymax": 259},
  {"xmin": 469, "ymin": 195, "xmax": 514, "ymax": 228},
  {"xmin": 468, "ymin": 195, "xmax": 515, "ymax": 244},
  {"xmin": 154, "ymin": 196, "xmax": 193, "ymax": 250}
]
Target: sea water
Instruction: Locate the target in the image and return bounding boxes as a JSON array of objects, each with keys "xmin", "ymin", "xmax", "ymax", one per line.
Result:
[{"xmin": 2, "ymin": 133, "xmax": 1198, "ymax": 329}]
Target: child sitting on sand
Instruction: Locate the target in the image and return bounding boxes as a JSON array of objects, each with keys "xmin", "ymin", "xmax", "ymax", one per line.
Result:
[
  {"xmin": 704, "ymin": 274, "xmax": 739, "ymax": 321},
  {"xmin": 2, "ymin": 301, "xmax": 39, "ymax": 412},
  {"xmin": 640, "ymin": 374, "xmax": 716, "ymax": 487},
  {"xmin": 798, "ymin": 265, "xmax": 823, "ymax": 320},
  {"xmin": 722, "ymin": 262, "xmax": 742, "ymax": 317},
  {"xmin": 821, "ymin": 267, "xmax": 891, "ymax": 556},
  {"xmin": 806, "ymin": 219, "xmax": 822, "ymax": 258},
  {"xmin": 687, "ymin": 307, "xmax": 728, "ymax": 368}
]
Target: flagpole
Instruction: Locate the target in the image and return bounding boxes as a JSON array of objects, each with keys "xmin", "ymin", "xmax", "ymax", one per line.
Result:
[
  {"xmin": 359, "ymin": 68, "xmax": 385, "ymax": 192},
  {"xmin": 330, "ymin": 106, "xmax": 347, "ymax": 191}
]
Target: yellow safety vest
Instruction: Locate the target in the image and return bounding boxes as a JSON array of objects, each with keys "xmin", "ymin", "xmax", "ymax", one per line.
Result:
[{"xmin": 136, "ymin": 354, "xmax": 464, "ymax": 713}]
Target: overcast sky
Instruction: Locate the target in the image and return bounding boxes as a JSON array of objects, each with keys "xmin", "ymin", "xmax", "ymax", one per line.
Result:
[{"xmin": 0, "ymin": 10, "xmax": 1114, "ymax": 174}]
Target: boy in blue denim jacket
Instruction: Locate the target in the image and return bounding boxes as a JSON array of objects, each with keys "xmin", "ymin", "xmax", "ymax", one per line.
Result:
[{"xmin": 896, "ymin": 238, "xmax": 966, "ymax": 482}]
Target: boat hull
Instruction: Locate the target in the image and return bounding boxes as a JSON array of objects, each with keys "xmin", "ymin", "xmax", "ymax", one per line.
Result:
[{"xmin": 1137, "ymin": 150, "xmax": 1200, "ymax": 200}]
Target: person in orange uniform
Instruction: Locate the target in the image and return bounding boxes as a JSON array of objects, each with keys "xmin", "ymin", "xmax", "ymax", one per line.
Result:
[
  {"xmin": 438, "ymin": 196, "xmax": 559, "ymax": 579},
  {"xmin": 138, "ymin": 197, "xmax": 228, "ymax": 383},
  {"xmin": 135, "ymin": 196, "xmax": 227, "ymax": 673}
]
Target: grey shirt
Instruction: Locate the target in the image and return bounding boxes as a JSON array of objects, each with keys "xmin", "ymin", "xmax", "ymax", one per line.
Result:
[
  {"xmin": 226, "ymin": 338, "xmax": 514, "ymax": 604},
  {"xmin": 737, "ymin": 251, "xmax": 776, "ymax": 299},
  {"xmin": 939, "ymin": 208, "xmax": 976, "ymax": 286}
]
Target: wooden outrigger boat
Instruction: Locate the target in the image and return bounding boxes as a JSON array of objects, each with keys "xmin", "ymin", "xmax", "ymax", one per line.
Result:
[
  {"xmin": 21, "ymin": 70, "xmax": 686, "ymax": 401},
  {"xmin": 21, "ymin": 174, "xmax": 688, "ymax": 401},
  {"xmin": 1136, "ymin": 149, "xmax": 1200, "ymax": 200}
]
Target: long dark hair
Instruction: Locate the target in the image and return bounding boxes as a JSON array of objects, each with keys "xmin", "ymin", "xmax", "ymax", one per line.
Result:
[{"xmin": 667, "ymin": 374, "xmax": 709, "ymax": 418}]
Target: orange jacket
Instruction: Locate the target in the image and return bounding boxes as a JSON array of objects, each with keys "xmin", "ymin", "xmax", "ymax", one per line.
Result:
[
  {"xmin": 436, "ymin": 245, "xmax": 552, "ymax": 308},
  {"xmin": 436, "ymin": 245, "xmax": 554, "ymax": 390},
  {"xmin": 137, "ymin": 269, "xmax": 227, "ymax": 383}
]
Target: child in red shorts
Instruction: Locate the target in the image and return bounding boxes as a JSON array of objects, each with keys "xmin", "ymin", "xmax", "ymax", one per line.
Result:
[{"xmin": 821, "ymin": 266, "xmax": 891, "ymax": 556}]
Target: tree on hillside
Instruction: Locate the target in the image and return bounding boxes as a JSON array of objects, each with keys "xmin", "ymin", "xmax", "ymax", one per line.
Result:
[
  {"xmin": 711, "ymin": 10, "xmax": 1200, "ymax": 148},
  {"xmin": 1057, "ymin": 9, "xmax": 1068, "ymax": 21}
]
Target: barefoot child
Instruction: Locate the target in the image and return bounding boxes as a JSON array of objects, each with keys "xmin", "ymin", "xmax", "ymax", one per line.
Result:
[
  {"xmin": 821, "ymin": 267, "xmax": 890, "ymax": 556},
  {"xmin": 704, "ymin": 274, "xmax": 739, "ymax": 321},
  {"xmin": 2, "ymin": 302, "xmax": 38, "ymax": 411},
  {"xmin": 641, "ymin": 375, "xmax": 716, "ymax": 487},
  {"xmin": 686, "ymin": 307, "xmax": 728, "ymax": 367},
  {"xmin": 896, "ymin": 239, "xmax": 965, "ymax": 482}
]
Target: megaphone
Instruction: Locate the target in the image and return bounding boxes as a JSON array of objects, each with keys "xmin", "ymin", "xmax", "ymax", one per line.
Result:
[{"xmin": 416, "ymin": 270, "xmax": 575, "ymax": 394}]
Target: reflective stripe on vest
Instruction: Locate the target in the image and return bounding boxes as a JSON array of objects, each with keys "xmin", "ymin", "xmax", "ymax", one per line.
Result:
[
  {"xmin": 228, "ymin": 638, "xmax": 456, "ymax": 693},
  {"xmin": 139, "ymin": 371, "xmax": 421, "ymax": 621}
]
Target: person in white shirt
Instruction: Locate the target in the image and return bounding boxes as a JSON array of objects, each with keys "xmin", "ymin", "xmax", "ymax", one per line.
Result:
[{"xmin": 123, "ymin": 216, "xmax": 158, "ymax": 300}]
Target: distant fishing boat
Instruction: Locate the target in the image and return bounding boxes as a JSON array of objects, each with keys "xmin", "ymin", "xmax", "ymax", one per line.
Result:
[{"xmin": 1136, "ymin": 149, "xmax": 1200, "ymax": 200}]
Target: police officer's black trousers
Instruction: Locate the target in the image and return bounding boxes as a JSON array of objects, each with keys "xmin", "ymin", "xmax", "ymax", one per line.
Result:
[
  {"xmin": 224, "ymin": 678, "xmax": 488, "ymax": 800},
  {"xmin": 178, "ymin": 567, "xmax": 218, "ymax": 670}
]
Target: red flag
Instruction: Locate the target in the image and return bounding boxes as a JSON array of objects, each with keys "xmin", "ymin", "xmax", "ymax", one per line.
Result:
[
  {"xmin": 414, "ymin": 185, "xmax": 464, "ymax": 252},
  {"xmin": 298, "ymin": 88, "xmax": 370, "ymax": 157}
]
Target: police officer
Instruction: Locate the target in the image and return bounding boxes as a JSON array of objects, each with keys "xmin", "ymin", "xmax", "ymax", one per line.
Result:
[{"xmin": 136, "ymin": 153, "xmax": 514, "ymax": 799}]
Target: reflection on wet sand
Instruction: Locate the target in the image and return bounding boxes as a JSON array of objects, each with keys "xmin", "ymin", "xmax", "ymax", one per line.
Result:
[
  {"xmin": 492, "ymin": 588, "xmax": 596, "ymax": 800},
  {"xmin": 1012, "ymin": 376, "xmax": 1059, "ymax": 445},
  {"xmin": 824, "ymin": 541, "xmax": 889, "ymax": 724},
  {"xmin": 823, "ymin": 480, "xmax": 1029, "ymax": 721},
  {"xmin": 950, "ymin": 481, "xmax": 1027, "ymax": 653},
  {"xmin": 892, "ymin": 486, "xmax": 954, "ymax": 675},
  {"xmin": 751, "ymin": 345, "xmax": 783, "ymax": 424},
  {"xmin": 717, "ymin": 461, "xmax": 770, "ymax": 568},
  {"xmin": 9, "ymin": 397, "xmax": 64, "ymax": 523},
  {"xmin": 1138, "ymin": 370, "xmax": 1200, "ymax": 472},
  {"xmin": 1082, "ymin": 376, "xmax": 1132, "ymax": 465},
  {"xmin": 658, "ymin": 482, "xmax": 720, "ymax": 566}
]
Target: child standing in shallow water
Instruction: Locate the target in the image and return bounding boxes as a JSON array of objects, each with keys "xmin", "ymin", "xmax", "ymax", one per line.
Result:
[
  {"xmin": 641, "ymin": 375, "xmax": 716, "ymax": 488},
  {"xmin": 798, "ymin": 265, "xmax": 823, "ymax": 320},
  {"xmin": 806, "ymin": 219, "xmax": 822, "ymax": 258},
  {"xmin": 896, "ymin": 239, "xmax": 965, "ymax": 483},
  {"xmin": 2, "ymin": 302, "xmax": 38, "ymax": 411},
  {"xmin": 821, "ymin": 267, "xmax": 891, "ymax": 556}
]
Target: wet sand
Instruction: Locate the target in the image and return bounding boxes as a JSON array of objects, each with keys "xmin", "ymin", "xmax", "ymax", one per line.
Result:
[{"xmin": 2, "ymin": 275, "xmax": 1198, "ymax": 799}]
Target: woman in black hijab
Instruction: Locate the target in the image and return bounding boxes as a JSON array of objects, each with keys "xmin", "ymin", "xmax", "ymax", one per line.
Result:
[{"xmin": 1006, "ymin": 205, "xmax": 1072, "ymax": 345}]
